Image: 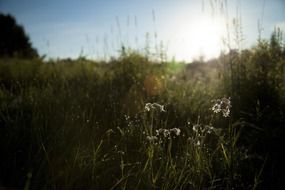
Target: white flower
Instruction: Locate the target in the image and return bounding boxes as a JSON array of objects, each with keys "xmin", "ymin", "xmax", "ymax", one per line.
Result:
[
  {"xmin": 144, "ymin": 103, "xmax": 166, "ymax": 112},
  {"xmin": 146, "ymin": 135, "xmax": 158, "ymax": 142},
  {"xmin": 205, "ymin": 125, "xmax": 214, "ymax": 134},
  {"xmin": 170, "ymin": 128, "xmax": 181, "ymax": 136},
  {"xmin": 155, "ymin": 129, "xmax": 159, "ymax": 136},
  {"xmin": 145, "ymin": 103, "xmax": 153, "ymax": 111},
  {"xmin": 222, "ymin": 108, "xmax": 230, "ymax": 117},
  {"xmin": 196, "ymin": 140, "xmax": 201, "ymax": 146},
  {"xmin": 211, "ymin": 104, "xmax": 221, "ymax": 113},
  {"xmin": 163, "ymin": 129, "xmax": 170, "ymax": 138},
  {"xmin": 211, "ymin": 97, "xmax": 231, "ymax": 117},
  {"xmin": 153, "ymin": 103, "xmax": 166, "ymax": 112},
  {"xmin": 156, "ymin": 128, "xmax": 182, "ymax": 139},
  {"xmin": 192, "ymin": 124, "xmax": 200, "ymax": 132}
]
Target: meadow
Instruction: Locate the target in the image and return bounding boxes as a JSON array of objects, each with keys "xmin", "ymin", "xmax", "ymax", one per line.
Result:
[{"xmin": 0, "ymin": 30, "xmax": 285, "ymax": 189}]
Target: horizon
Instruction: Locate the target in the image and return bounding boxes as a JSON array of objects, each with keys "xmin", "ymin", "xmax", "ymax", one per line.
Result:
[{"xmin": 1, "ymin": 0, "xmax": 285, "ymax": 62}]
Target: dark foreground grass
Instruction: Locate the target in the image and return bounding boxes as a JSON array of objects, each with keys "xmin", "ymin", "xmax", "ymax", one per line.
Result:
[{"xmin": 0, "ymin": 35, "xmax": 285, "ymax": 189}]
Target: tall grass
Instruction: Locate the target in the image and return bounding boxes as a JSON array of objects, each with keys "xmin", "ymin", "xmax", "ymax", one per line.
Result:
[{"xmin": 1, "ymin": 32, "xmax": 284, "ymax": 189}]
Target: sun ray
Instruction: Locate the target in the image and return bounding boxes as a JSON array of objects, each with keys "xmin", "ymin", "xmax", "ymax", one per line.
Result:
[{"xmin": 167, "ymin": 15, "xmax": 226, "ymax": 62}]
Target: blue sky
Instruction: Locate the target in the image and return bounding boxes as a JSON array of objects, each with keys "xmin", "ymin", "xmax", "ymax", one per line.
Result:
[{"xmin": 1, "ymin": 0, "xmax": 285, "ymax": 61}]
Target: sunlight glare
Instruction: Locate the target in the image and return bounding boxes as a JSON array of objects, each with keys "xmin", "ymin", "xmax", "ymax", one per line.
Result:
[{"xmin": 168, "ymin": 16, "xmax": 226, "ymax": 62}]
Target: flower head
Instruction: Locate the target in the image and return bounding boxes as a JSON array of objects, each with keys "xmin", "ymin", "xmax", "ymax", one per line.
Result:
[
  {"xmin": 156, "ymin": 128, "xmax": 182, "ymax": 138},
  {"xmin": 211, "ymin": 97, "xmax": 231, "ymax": 117},
  {"xmin": 170, "ymin": 128, "xmax": 181, "ymax": 136},
  {"xmin": 145, "ymin": 103, "xmax": 166, "ymax": 112},
  {"xmin": 146, "ymin": 135, "xmax": 158, "ymax": 143},
  {"xmin": 145, "ymin": 103, "xmax": 154, "ymax": 112},
  {"xmin": 192, "ymin": 124, "xmax": 200, "ymax": 132}
]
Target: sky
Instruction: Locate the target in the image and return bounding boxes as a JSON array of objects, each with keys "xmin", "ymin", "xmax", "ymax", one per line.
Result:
[{"xmin": 1, "ymin": 0, "xmax": 285, "ymax": 62}]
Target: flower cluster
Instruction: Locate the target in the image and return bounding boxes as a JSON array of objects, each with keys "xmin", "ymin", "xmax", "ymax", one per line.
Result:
[
  {"xmin": 192, "ymin": 124, "xmax": 214, "ymax": 134},
  {"xmin": 146, "ymin": 135, "xmax": 158, "ymax": 143},
  {"xmin": 188, "ymin": 124, "xmax": 215, "ymax": 147},
  {"xmin": 146, "ymin": 128, "xmax": 181, "ymax": 144},
  {"xmin": 145, "ymin": 103, "xmax": 166, "ymax": 112},
  {"xmin": 170, "ymin": 128, "xmax": 181, "ymax": 136},
  {"xmin": 211, "ymin": 97, "xmax": 231, "ymax": 117},
  {"xmin": 155, "ymin": 128, "xmax": 181, "ymax": 137}
]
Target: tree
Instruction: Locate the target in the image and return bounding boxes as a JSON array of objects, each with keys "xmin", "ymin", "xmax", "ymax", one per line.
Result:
[{"xmin": 0, "ymin": 13, "xmax": 38, "ymax": 58}]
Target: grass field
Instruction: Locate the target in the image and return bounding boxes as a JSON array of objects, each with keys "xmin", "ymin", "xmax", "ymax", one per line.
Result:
[{"xmin": 0, "ymin": 31, "xmax": 285, "ymax": 189}]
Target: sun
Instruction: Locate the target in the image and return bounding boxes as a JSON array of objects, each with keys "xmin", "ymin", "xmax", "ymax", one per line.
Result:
[{"xmin": 168, "ymin": 16, "xmax": 226, "ymax": 62}]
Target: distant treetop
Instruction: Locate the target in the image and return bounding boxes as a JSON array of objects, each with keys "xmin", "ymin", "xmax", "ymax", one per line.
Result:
[{"xmin": 0, "ymin": 13, "xmax": 38, "ymax": 58}]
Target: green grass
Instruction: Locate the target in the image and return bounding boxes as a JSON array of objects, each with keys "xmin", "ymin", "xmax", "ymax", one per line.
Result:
[{"xmin": 0, "ymin": 34, "xmax": 285, "ymax": 189}]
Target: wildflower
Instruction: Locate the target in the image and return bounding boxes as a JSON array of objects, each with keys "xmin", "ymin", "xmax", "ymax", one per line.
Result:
[
  {"xmin": 156, "ymin": 128, "xmax": 181, "ymax": 138},
  {"xmin": 222, "ymin": 108, "xmax": 230, "ymax": 117},
  {"xmin": 170, "ymin": 128, "xmax": 181, "ymax": 136},
  {"xmin": 212, "ymin": 104, "xmax": 221, "ymax": 113},
  {"xmin": 146, "ymin": 135, "xmax": 158, "ymax": 143},
  {"xmin": 124, "ymin": 115, "xmax": 130, "ymax": 120},
  {"xmin": 192, "ymin": 124, "xmax": 200, "ymax": 133},
  {"xmin": 156, "ymin": 128, "xmax": 167, "ymax": 137},
  {"xmin": 152, "ymin": 103, "xmax": 166, "ymax": 112},
  {"xmin": 155, "ymin": 129, "xmax": 160, "ymax": 136},
  {"xmin": 145, "ymin": 103, "xmax": 154, "ymax": 112},
  {"xmin": 162, "ymin": 129, "xmax": 170, "ymax": 138},
  {"xmin": 196, "ymin": 140, "xmax": 201, "ymax": 146},
  {"xmin": 144, "ymin": 103, "xmax": 166, "ymax": 112},
  {"xmin": 205, "ymin": 125, "xmax": 214, "ymax": 134},
  {"xmin": 211, "ymin": 97, "xmax": 231, "ymax": 117}
]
